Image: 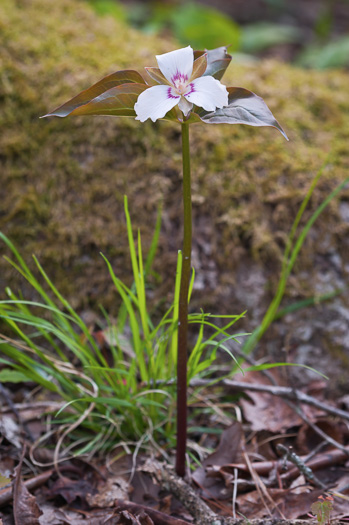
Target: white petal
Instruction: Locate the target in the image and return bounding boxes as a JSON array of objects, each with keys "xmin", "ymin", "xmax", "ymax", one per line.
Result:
[
  {"xmin": 184, "ymin": 76, "xmax": 229, "ymax": 112},
  {"xmin": 178, "ymin": 96, "xmax": 193, "ymax": 116},
  {"xmin": 134, "ymin": 85, "xmax": 180, "ymax": 122},
  {"xmin": 156, "ymin": 46, "xmax": 194, "ymax": 87}
]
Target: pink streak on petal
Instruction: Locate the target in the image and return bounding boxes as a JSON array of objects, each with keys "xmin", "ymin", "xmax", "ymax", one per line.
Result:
[
  {"xmin": 171, "ymin": 71, "xmax": 189, "ymax": 85},
  {"xmin": 184, "ymin": 76, "xmax": 228, "ymax": 112},
  {"xmin": 184, "ymin": 83, "xmax": 196, "ymax": 97},
  {"xmin": 134, "ymin": 85, "xmax": 180, "ymax": 122},
  {"xmin": 167, "ymin": 87, "xmax": 181, "ymax": 99}
]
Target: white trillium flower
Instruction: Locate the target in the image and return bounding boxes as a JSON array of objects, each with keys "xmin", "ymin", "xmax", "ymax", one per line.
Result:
[{"xmin": 134, "ymin": 46, "xmax": 229, "ymax": 123}]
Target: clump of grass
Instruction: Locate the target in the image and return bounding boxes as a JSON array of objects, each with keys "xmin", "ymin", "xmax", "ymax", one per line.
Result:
[{"xmin": 0, "ymin": 196, "xmax": 245, "ymax": 459}]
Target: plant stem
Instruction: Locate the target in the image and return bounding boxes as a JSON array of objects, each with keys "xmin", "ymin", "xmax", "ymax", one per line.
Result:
[{"xmin": 175, "ymin": 121, "xmax": 192, "ymax": 477}]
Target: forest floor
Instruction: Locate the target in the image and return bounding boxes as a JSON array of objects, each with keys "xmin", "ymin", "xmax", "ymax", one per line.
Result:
[{"xmin": 0, "ymin": 357, "xmax": 349, "ymax": 524}]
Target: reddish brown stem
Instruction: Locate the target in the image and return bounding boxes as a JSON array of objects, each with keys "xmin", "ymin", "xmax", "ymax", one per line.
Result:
[{"xmin": 175, "ymin": 122, "xmax": 192, "ymax": 477}]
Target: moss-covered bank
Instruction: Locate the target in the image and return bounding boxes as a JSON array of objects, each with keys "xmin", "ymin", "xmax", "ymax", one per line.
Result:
[{"xmin": 1, "ymin": 0, "xmax": 349, "ymax": 332}]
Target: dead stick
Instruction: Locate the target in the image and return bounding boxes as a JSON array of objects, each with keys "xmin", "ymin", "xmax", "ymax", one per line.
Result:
[
  {"xmin": 223, "ymin": 446, "xmax": 349, "ymax": 478},
  {"xmin": 0, "ymin": 469, "xmax": 53, "ymax": 507},
  {"xmin": 154, "ymin": 376, "xmax": 349, "ymax": 423},
  {"xmin": 183, "ymin": 375, "xmax": 349, "ymax": 458},
  {"xmin": 115, "ymin": 500, "xmax": 190, "ymax": 525},
  {"xmin": 143, "ymin": 459, "xmax": 219, "ymax": 524},
  {"xmin": 142, "ymin": 461, "xmax": 345, "ymax": 525},
  {"xmin": 188, "ymin": 379, "xmax": 349, "ymax": 422},
  {"xmin": 285, "ymin": 399, "xmax": 349, "ymax": 456},
  {"xmin": 276, "ymin": 444, "xmax": 326, "ymax": 489},
  {"xmin": 224, "ymin": 349, "xmax": 349, "ymax": 458},
  {"xmin": 281, "ymin": 447, "xmax": 349, "ymax": 484}
]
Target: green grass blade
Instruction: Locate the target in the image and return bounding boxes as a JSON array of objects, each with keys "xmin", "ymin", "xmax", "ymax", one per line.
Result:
[
  {"xmin": 144, "ymin": 201, "xmax": 162, "ymax": 276},
  {"xmin": 102, "ymin": 253, "xmax": 148, "ymax": 382},
  {"xmin": 243, "ymin": 175, "xmax": 349, "ymax": 356},
  {"xmin": 32, "ymin": 256, "xmax": 107, "ymax": 367},
  {"xmin": 274, "ymin": 289, "xmax": 341, "ymax": 319},
  {"xmin": 137, "ymin": 229, "xmax": 151, "ymax": 340},
  {"xmin": 243, "ymin": 361, "xmax": 328, "ymax": 379},
  {"xmin": 188, "ymin": 267, "xmax": 195, "ymax": 302},
  {"xmin": 170, "ymin": 251, "xmax": 182, "ymax": 367},
  {"xmin": 281, "ymin": 159, "xmax": 327, "ymax": 274}
]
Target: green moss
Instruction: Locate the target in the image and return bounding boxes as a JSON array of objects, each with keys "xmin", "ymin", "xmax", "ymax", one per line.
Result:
[{"xmin": 1, "ymin": 0, "xmax": 349, "ymax": 317}]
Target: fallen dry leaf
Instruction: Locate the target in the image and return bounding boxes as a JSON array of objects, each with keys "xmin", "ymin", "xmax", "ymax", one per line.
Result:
[
  {"xmin": 237, "ymin": 487, "xmax": 323, "ymax": 519},
  {"xmin": 296, "ymin": 418, "xmax": 345, "ymax": 454},
  {"xmin": 108, "ymin": 509, "xmax": 153, "ymax": 525},
  {"xmin": 234, "ymin": 370, "xmax": 302, "ymax": 432},
  {"xmin": 86, "ymin": 476, "xmax": 130, "ymax": 507},
  {"xmin": 38, "ymin": 504, "xmax": 132, "ymax": 524},
  {"xmin": 13, "ymin": 457, "xmax": 43, "ymax": 525},
  {"xmin": 39, "ymin": 505, "xmax": 83, "ymax": 524},
  {"xmin": 47, "ymin": 475, "xmax": 95, "ymax": 505},
  {"xmin": 192, "ymin": 421, "xmax": 243, "ymax": 499}
]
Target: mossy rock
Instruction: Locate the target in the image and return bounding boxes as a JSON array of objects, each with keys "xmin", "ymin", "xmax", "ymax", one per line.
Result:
[{"xmin": 1, "ymin": 0, "xmax": 349, "ymax": 381}]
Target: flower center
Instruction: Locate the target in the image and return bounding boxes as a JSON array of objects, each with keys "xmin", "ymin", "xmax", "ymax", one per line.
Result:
[{"xmin": 171, "ymin": 71, "xmax": 188, "ymax": 95}]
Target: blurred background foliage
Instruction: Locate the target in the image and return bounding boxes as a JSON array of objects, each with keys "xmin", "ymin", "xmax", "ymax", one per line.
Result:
[{"xmin": 89, "ymin": 0, "xmax": 349, "ymax": 69}]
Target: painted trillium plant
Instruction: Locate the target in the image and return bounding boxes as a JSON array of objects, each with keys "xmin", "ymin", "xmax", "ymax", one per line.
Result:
[
  {"xmin": 43, "ymin": 45, "xmax": 287, "ymax": 138},
  {"xmin": 43, "ymin": 45, "xmax": 288, "ymax": 478}
]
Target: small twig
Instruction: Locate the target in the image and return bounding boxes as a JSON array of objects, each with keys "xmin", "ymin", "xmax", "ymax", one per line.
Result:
[
  {"xmin": 303, "ymin": 440, "xmax": 328, "ymax": 463},
  {"xmin": 231, "ymin": 467, "xmax": 238, "ymax": 519},
  {"xmin": 227, "ymin": 346, "xmax": 349, "ymax": 458},
  {"xmin": 188, "ymin": 379, "xmax": 349, "ymax": 423},
  {"xmin": 114, "ymin": 499, "xmax": 191, "ymax": 525},
  {"xmin": 281, "ymin": 446, "xmax": 349, "ymax": 484},
  {"xmin": 202, "ymin": 340, "xmax": 349, "ymax": 418},
  {"xmin": 143, "ymin": 459, "xmax": 218, "ymax": 524},
  {"xmin": 285, "ymin": 399, "xmax": 349, "ymax": 456},
  {"xmin": 195, "ymin": 377, "xmax": 349, "ymax": 458},
  {"xmin": 276, "ymin": 444, "xmax": 326, "ymax": 489},
  {"xmin": 240, "ymin": 349, "xmax": 349, "ymax": 458},
  {"xmin": 155, "ymin": 366, "xmax": 349, "ymax": 423},
  {"xmin": 0, "ymin": 401, "xmax": 64, "ymax": 413},
  {"xmin": 242, "ymin": 447, "xmax": 275, "ymax": 518},
  {"xmin": 237, "ymin": 403, "xmax": 284, "ymax": 520},
  {"xmin": 141, "ymin": 460, "xmax": 345, "ymax": 525},
  {"xmin": 0, "ymin": 469, "xmax": 53, "ymax": 507},
  {"xmin": 224, "ymin": 445, "xmax": 349, "ymax": 481}
]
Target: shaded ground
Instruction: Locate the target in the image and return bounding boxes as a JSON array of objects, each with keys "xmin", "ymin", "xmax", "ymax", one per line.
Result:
[{"xmin": 0, "ymin": 370, "xmax": 349, "ymax": 523}]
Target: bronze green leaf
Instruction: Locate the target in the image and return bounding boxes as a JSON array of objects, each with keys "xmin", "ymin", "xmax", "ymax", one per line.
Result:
[
  {"xmin": 42, "ymin": 70, "xmax": 146, "ymax": 118},
  {"xmin": 62, "ymin": 83, "xmax": 148, "ymax": 117},
  {"xmin": 145, "ymin": 67, "xmax": 170, "ymax": 86},
  {"xmin": 195, "ymin": 87, "xmax": 288, "ymax": 139},
  {"xmin": 190, "ymin": 54, "xmax": 208, "ymax": 81},
  {"xmin": 194, "ymin": 46, "xmax": 232, "ymax": 80}
]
